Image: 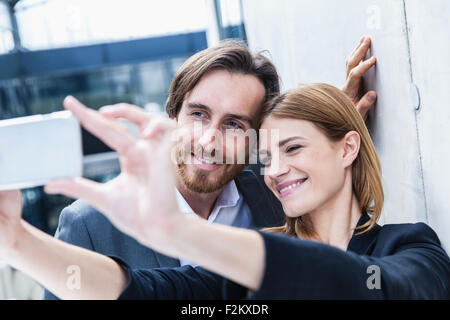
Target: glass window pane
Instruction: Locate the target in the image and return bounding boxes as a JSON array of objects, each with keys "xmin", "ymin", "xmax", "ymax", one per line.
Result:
[
  {"xmin": 15, "ymin": 0, "xmax": 208, "ymax": 50},
  {"xmin": 0, "ymin": 1, "xmax": 14, "ymax": 53},
  {"xmin": 220, "ymin": 0, "xmax": 243, "ymax": 26}
]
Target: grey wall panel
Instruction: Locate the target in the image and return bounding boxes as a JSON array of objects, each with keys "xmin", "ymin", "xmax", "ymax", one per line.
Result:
[
  {"xmin": 242, "ymin": 0, "xmax": 442, "ymax": 242},
  {"xmin": 405, "ymin": 0, "xmax": 450, "ymax": 250}
]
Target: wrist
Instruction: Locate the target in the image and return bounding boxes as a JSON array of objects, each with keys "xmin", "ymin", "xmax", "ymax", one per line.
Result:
[
  {"xmin": 140, "ymin": 210, "xmax": 187, "ymax": 255},
  {"xmin": 162, "ymin": 213, "xmax": 209, "ymax": 260},
  {"xmin": 0, "ymin": 219, "xmax": 28, "ymax": 262}
]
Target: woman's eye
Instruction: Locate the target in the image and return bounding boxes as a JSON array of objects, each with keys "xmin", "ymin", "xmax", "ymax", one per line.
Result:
[{"xmin": 286, "ymin": 145, "xmax": 301, "ymax": 153}]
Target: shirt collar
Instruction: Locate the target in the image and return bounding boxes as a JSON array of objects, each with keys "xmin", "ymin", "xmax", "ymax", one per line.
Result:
[
  {"xmin": 214, "ymin": 179, "xmax": 240, "ymax": 209},
  {"xmin": 175, "ymin": 179, "xmax": 241, "ymax": 215},
  {"xmin": 175, "ymin": 188, "xmax": 195, "ymax": 215}
]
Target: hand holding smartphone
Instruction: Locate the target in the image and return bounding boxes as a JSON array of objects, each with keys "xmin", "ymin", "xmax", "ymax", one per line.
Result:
[{"xmin": 0, "ymin": 111, "xmax": 83, "ymax": 191}]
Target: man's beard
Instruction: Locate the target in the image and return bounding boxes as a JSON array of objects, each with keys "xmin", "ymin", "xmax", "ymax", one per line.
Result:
[
  {"xmin": 175, "ymin": 141, "xmax": 246, "ymax": 193},
  {"xmin": 177, "ymin": 162, "xmax": 245, "ymax": 193}
]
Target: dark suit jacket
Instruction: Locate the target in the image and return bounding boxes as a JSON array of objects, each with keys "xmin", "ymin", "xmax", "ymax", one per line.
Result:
[
  {"xmin": 44, "ymin": 166, "xmax": 285, "ymax": 299},
  {"xmin": 115, "ymin": 213, "xmax": 450, "ymax": 299}
]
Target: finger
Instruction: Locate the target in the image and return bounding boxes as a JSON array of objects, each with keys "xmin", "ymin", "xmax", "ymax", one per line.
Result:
[
  {"xmin": 0, "ymin": 190, "xmax": 22, "ymax": 214},
  {"xmin": 0, "ymin": 189, "xmax": 20, "ymax": 200},
  {"xmin": 349, "ymin": 36, "xmax": 366, "ymax": 58},
  {"xmin": 100, "ymin": 104, "xmax": 152, "ymax": 129},
  {"xmin": 347, "ymin": 37, "xmax": 372, "ymax": 75},
  {"xmin": 350, "ymin": 36, "xmax": 371, "ymax": 64},
  {"xmin": 64, "ymin": 96, "xmax": 135, "ymax": 154},
  {"xmin": 356, "ymin": 91, "xmax": 377, "ymax": 120},
  {"xmin": 143, "ymin": 118, "xmax": 177, "ymax": 159},
  {"xmin": 346, "ymin": 56, "xmax": 376, "ymax": 89},
  {"xmin": 45, "ymin": 177, "xmax": 108, "ymax": 212},
  {"xmin": 142, "ymin": 117, "xmax": 176, "ymax": 140}
]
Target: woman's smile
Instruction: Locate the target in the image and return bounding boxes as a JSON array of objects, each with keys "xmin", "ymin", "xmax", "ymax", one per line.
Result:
[{"xmin": 276, "ymin": 178, "xmax": 308, "ymax": 198}]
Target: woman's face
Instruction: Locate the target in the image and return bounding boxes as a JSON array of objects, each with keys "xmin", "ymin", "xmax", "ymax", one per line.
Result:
[{"xmin": 260, "ymin": 117, "xmax": 348, "ymax": 218}]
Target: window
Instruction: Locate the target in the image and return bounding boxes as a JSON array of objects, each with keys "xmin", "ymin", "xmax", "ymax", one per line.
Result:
[
  {"xmin": 15, "ymin": 0, "xmax": 209, "ymax": 50},
  {"xmin": 0, "ymin": 1, "xmax": 14, "ymax": 53}
]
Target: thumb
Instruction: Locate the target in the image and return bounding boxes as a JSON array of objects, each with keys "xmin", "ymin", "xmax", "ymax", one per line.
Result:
[
  {"xmin": 0, "ymin": 190, "xmax": 22, "ymax": 216},
  {"xmin": 45, "ymin": 177, "xmax": 107, "ymax": 213},
  {"xmin": 356, "ymin": 91, "xmax": 377, "ymax": 120}
]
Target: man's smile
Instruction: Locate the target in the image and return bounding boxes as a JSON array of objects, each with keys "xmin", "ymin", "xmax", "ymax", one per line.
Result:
[{"xmin": 191, "ymin": 153, "xmax": 223, "ymax": 171}]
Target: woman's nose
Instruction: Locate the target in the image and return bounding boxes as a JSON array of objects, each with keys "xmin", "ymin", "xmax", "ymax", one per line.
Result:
[{"xmin": 267, "ymin": 160, "xmax": 290, "ymax": 181}]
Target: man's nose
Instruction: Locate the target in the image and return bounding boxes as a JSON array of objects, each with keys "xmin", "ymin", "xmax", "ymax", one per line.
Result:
[
  {"xmin": 198, "ymin": 126, "xmax": 222, "ymax": 154},
  {"xmin": 199, "ymin": 128, "xmax": 215, "ymax": 147}
]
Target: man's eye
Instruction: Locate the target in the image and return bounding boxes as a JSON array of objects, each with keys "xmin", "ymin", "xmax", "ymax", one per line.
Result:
[
  {"xmin": 286, "ymin": 145, "xmax": 302, "ymax": 153},
  {"xmin": 192, "ymin": 111, "xmax": 206, "ymax": 118},
  {"xmin": 225, "ymin": 121, "xmax": 242, "ymax": 130}
]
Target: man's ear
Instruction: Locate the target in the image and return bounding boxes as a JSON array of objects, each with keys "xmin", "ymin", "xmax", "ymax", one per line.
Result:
[{"xmin": 341, "ymin": 131, "xmax": 361, "ymax": 168}]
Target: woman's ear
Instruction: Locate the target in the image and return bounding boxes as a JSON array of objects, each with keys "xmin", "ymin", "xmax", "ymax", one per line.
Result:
[{"xmin": 341, "ymin": 131, "xmax": 360, "ymax": 168}]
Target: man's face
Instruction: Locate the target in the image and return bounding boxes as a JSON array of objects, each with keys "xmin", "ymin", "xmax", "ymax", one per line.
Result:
[{"xmin": 175, "ymin": 69, "xmax": 265, "ymax": 193}]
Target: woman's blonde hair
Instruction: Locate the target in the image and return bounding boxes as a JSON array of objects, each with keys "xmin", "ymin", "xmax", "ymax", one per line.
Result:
[{"xmin": 263, "ymin": 83, "xmax": 383, "ymax": 239}]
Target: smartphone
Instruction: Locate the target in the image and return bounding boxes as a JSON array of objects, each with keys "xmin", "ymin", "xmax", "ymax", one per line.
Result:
[{"xmin": 0, "ymin": 111, "xmax": 83, "ymax": 191}]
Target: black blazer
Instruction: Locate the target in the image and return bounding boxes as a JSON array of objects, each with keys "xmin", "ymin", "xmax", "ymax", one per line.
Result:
[{"xmin": 115, "ymin": 213, "xmax": 450, "ymax": 299}]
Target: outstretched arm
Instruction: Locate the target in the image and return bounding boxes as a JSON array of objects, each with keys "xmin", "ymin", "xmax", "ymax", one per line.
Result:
[
  {"xmin": 248, "ymin": 226, "xmax": 450, "ymax": 299},
  {"xmin": 0, "ymin": 207, "xmax": 127, "ymax": 299},
  {"xmin": 0, "ymin": 98, "xmax": 266, "ymax": 298},
  {"xmin": 47, "ymin": 100, "xmax": 448, "ymax": 299},
  {"xmin": 1, "ymin": 99, "xmax": 448, "ymax": 299}
]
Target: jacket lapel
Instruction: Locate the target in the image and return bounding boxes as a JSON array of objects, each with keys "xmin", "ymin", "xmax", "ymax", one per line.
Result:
[
  {"xmin": 346, "ymin": 212, "xmax": 381, "ymax": 255},
  {"xmin": 235, "ymin": 166, "xmax": 285, "ymax": 228}
]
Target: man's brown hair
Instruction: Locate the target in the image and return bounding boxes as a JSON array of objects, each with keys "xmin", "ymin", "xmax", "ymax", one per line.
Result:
[{"xmin": 165, "ymin": 39, "xmax": 280, "ymax": 118}]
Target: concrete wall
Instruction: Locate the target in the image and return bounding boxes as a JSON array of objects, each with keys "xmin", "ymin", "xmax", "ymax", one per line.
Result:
[{"xmin": 242, "ymin": 0, "xmax": 450, "ymax": 250}]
